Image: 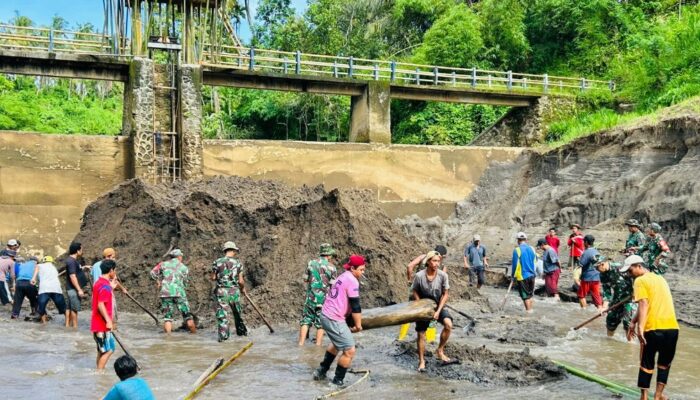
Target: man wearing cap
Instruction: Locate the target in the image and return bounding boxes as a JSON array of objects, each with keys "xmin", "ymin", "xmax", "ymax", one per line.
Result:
[
  {"xmin": 623, "ymin": 255, "xmax": 679, "ymax": 400},
  {"xmin": 92, "ymin": 248, "xmax": 126, "ymax": 326},
  {"xmin": 0, "ymin": 249, "xmax": 16, "ymax": 305},
  {"xmin": 512, "ymin": 232, "xmax": 537, "ymax": 312},
  {"xmin": 11, "ymin": 255, "xmax": 39, "ymax": 319},
  {"xmin": 150, "ymin": 249, "xmax": 196, "ymax": 334},
  {"xmin": 595, "ymin": 255, "xmax": 636, "ymax": 337},
  {"xmin": 313, "ymin": 254, "xmax": 366, "ymax": 387},
  {"xmin": 632, "ymin": 223, "xmax": 670, "ymax": 275},
  {"xmin": 623, "ymin": 219, "xmax": 646, "ymax": 255},
  {"xmin": 567, "ymin": 224, "xmax": 585, "ymax": 269},
  {"xmin": 464, "ymin": 235, "xmax": 489, "ymax": 289},
  {"xmin": 211, "ymin": 241, "xmax": 247, "ymax": 341},
  {"xmin": 31, "ymin": 256, "xmax": 66, "ymax": 324},
  {"xmin": 536, "ymin": 238, "xmax": 561, "ymax": 300},
  {"xmin": 578, "ymin": 235, "xmax": 603, "ymax": 311},
  {"xmin": 413, "ymin": 250, "xmax": 454, "ymax": 371},
  {"xmin": 299, "ymin": 243, "xmax": 338, "ymax": 346}
]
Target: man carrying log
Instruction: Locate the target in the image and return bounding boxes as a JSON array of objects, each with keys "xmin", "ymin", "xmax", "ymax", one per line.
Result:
[
  {"xmin": 298, "ymin": 243, "xmax": 337, "ymax": 346},
  {"xmin": 595, "ymin": 255, "xmax": 636, "ymax": 337},
  {"xmin": 313, "ymin": 254, "xmax": 366, "ymax": 387},
  {"xmin": 412, "ymin": 250, "xmax": 453, "ymax": 372},
  {"xmin": 150, "ymin": 249, "xmax": 196, "ymax": 334},
  {"xmin": 211, "ymin": 241, "xmax": 247, "ymax": 342}
]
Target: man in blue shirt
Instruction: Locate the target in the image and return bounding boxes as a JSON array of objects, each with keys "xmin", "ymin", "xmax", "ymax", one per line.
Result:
[
  {"xmin": 463, "ymin": 234, "xmax": 489, "ymax": 289},
  {"xmin": 577, "ymin": 235, "xmax": 603, "ymax": 311},
  {"xmin": 511, "ymin": 232, "xmax": 536, "ymax": 312},
  {"xmin": 11, "ymin": 256, "xmax": 38, "ymax": 319},
  {"xmin": 104, "ymin": 355, "xmax": 155, "ymax": 400}
]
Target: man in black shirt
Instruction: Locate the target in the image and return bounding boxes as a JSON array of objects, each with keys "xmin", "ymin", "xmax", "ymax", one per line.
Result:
[{"xmin": 65, "ymin": 242, "xmax": 87, "ymax": 328}]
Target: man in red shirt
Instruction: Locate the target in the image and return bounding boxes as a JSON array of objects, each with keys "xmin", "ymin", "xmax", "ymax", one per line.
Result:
[
  {"xmin": 91, "ymin": 259, "xmax": 116, "ymax": 370},
  {"xmin": 545, "ymin": 228, "xmax": 560, "ymax": 255},
  {"xmin": 567, "ymin": 224, "xmax": 585, "ymax": 269}
]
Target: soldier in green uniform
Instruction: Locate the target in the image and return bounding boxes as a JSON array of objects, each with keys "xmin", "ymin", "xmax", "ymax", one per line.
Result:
[
  {"xmin": 150, "ymin": 249, "xmax": 196, "ymax": 334},
  {"xmin": 211, "ymin": 241, "xmax": 247, "ymax": 342},
  {"xmin": 623, "ymin": 219, "xmax": 645, "ymax": 255},
  {"xmin": 631, "ymin": 223, "xmax": 671, "ymax": 275},
  {"xmin": 595, "ymin": 255, "xmax": 637, "ymax": 337},
  {"xmin": 298, "ymin": 243, "xmax": 338, "ymax": 346}
]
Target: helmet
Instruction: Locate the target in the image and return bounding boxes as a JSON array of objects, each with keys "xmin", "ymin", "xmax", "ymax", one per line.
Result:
[
  {"xmin": 222, "ymin": 241, "xmax": 240, "ymax": 252},
  {"xmin": 42, "ymin": 255, "xmax": 55, "ymax": 263}
]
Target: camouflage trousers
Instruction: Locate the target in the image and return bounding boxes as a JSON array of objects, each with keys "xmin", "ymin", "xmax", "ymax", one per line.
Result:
[
  {"xmin": 215, "ymin": 286, "xmax": 247, "ymax": 341},
  {"xmin": 160, "ymin": 296, "xmax": 193, "ymax": 322},
  {"xmin": 650, "ymin": 261, "xmax": 668, "ymax": 275},
  {"xmin": 299, "ymin": 298, "xmax": 324, "ymax": 329},
  {"xmin": 606, "ymin": 299, "xmax": 638, "ymax": 333}
]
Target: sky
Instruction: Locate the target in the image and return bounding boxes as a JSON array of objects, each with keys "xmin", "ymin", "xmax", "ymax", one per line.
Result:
[{"xmin": 0, "ymin": 0, "xmax": 307, "ymax": 42}]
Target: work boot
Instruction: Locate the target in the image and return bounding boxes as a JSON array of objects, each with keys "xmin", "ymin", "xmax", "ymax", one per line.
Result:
[
  {"xmin": 313, "ymin": 366, "xmax": 328, "ymax": 381},
  {"xmin": 331, "ymin": 377, "xmax": 344, "ymax": 386}
]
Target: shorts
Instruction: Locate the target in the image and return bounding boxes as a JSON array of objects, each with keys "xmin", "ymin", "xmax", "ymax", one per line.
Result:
[
  {"xmin": 65, "ymin": 289, "xmax": 81, "ymax": 312},
  {"xmin": 517, "ymin": 277, "xmax": 535, "ymax": 300},
  {"xmin": 544, "ymin": 269, "xmax": 560, "ymax": 296},
  {"xmin": 577, "ymin": 280, "xmax": 602, "ymax": 306},
  {"xmin": 93, "ymin": 332, "xmax": 115, "ymax": 354},
  {"xmin": 37, "ymin": 292, "xmax": 67, "ymax": 316},
  {"xmin": 320, "ymin": 314, "xmax": 355, "ymax": 351},
  {"xmin": 416, "ymin": 308, "xmax": 452, "ymax": 332},
  {"xmin": 160, "ymin": 297, "xmax": 192, "ymax": 322},
  {"xmin": 638, "ymin": 329, "xmax": 679, "ymax": 388}
]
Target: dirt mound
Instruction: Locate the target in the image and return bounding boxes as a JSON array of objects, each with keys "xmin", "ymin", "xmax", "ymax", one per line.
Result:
[
  {"xmin": 394, "ymin": 341, "xmax": 564, "ymax": 385},
  {"xmin": 74, "ymin": 176, "xmax": 427, "ymax": 326}
]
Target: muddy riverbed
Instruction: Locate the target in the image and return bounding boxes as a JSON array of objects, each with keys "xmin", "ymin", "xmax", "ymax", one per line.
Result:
[{"xmin": 3, "ymin": 283, "xmax": 699, "ymax": 400}]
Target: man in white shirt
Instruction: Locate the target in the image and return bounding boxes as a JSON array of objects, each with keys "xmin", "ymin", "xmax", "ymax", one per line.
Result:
[{"xmin": 31, "ymin": 256, "xmax": 66, "ymax": 323}]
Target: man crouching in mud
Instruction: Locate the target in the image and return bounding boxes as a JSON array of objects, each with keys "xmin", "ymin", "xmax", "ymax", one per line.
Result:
[
  {"xmin": 413, "ymin": 250, "xmax": 454, "ymax": 372},
  {"xmin": 313, "ymin": 255, "xmax": 366, "ymax": 387}
]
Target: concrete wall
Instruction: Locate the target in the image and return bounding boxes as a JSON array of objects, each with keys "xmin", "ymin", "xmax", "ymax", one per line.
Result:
[
  {"xmin": 202, "ymin": 140, "xmax": 524, "ymax": 218},
  {"xmin": 0, "ymin": 131, "xmax": 131, "ymax": 256}
]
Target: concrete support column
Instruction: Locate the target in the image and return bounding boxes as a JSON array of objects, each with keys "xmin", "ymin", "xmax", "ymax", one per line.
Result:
[
  {"xmin": 349, "ymin": 81, "xmax": 391, "ymax": 144},
  {"xmin": 122, "ymin": 57, "xmax": 155, "ymax": 179},
  {"xmin": 179, "ymin": 64, "xmax": 204, "ymax": 180}
]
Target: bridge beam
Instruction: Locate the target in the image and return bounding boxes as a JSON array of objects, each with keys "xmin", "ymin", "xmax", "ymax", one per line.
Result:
[
  {"xmin": 350, "ymin": 81, "xmax": 391, "ymax": 144},
  {"xmin": 0, "ymin": 50, "xmax": 128, "ymax": 81},
  {"xmin": 391, "ymin": 85, "xmax": 536, "ymax": 107}
]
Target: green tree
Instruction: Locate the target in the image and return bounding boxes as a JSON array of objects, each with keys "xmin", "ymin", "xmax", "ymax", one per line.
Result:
[
  {"xmin": 478, "ymin": 0, "xmax": 530, "ymax": 70},
  {"xmin": 414, "ymin": 5, "xmax": 483, "ymax": 68}
]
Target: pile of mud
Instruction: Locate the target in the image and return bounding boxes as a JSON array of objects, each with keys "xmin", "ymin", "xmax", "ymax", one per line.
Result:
[
  {"xmin": 73, "ymin": 176, "xmax": 427, "ymax": 326},
  {"xmin": 394, "ymin": 341, "xmax": 564, "ymax": 385}
]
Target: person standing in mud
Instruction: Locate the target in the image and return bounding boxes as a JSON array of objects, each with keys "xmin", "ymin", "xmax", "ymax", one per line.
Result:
[
  {"xmin": 536, "ymin": 238, "xmax": 561, "ymax": 300},
  {"xmin": 623, "ymin": 219, "xmax": 646, "ymax": 255},
  {"xmin": 299, "ymin": 243, "xmax": 338, "ymax": 346},
  {"xmin": 567, "ymin": 224, "xmax": 585, "ymax": 269},
  {"xmin": 150, "ymin": 249, "xmax": 196, "ymax": 334},
  {"xmin": 211, "ymin": 241, "xmax": 247, "ymax": 342},
  {"xmin": 313, "ymin": 255, "xmax": 366, "ymax": 387},
  {"xmin": 413, "ymin": 250, "xmax": 454, "ymax": 371},
  {"xmin": 594, "ymin": 255, "xmax": 636, "ymax": 337},
  {"xmin": 578, "ymin": 235, "xmax": 603, "ymax": 311},
  {"xmin": 463, "ymin": 235, "xmax": 489, "ymax": 289},
  {"xmin": 512, "ymin": 232, "xmax": 536, "ymax": 312},
  {"xmin": 92, "ymin": 259, "xmax": 116, "ymax": 370},
  {"xmin": 406, "ymin": 245, "xmax": 448, "ymax": 282},
  {"xmin": 546, "ymin": 228, "xmax": 561, "ymax": 255},
  {"xmin": 622, "ymin": 255, "xmax": 679, "ymax": 400},
  {"xmin": 631, "ymin": 223, "xmax": 670, "ymax": 275},
  {"xmin": 0, "ymin": 249, "xmax": 16, "ymax": 306},
  {"xmin": 65, "ymin": 242, "xmax": 88, "ymax": 328}
]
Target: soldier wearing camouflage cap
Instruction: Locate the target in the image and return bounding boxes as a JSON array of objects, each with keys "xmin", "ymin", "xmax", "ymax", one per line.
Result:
[
  {"xmin": 298, "ymin": 243, "xmax": 338, "ymax": 346},
  {"xmin": 623, "ymin": 219, "xmax": 645, "ymax": 256},
  {"xmin": 631, "ymin": 223, "xmax": 670, "ymax": 275},
  {"xmin": 211, "ymin": 241, "xmax": 247, "ymax": 342},
  {"xmin": 150, "ymin": 249, "xmax": 196, "ymax": 334}
]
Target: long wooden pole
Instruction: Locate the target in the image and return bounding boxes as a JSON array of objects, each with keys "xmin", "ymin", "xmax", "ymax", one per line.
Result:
[
  {"xmin": 499, "ymin": 279, "xmax": 514, "ymax": 311},
  {"xmin": 242, "ymin": 290, "xmax": 275, "ymax": 334},
  {"xmin": 191, "ymin": 357, "xmax": 224, "ymax": 389},
  {"xmin": 112, "ymin": 331, "xmax": 139, "ymax": 370},
  {"xmin": 122, "ymin": 290, "xmax": 159, "ymax": 325},
  {"xmin": 573, "ymin": 296, "xmax": 633, "ymax": 331},
  {"xmin": 183, "ymin": 342, "xmax": 253, "ymax": 400}
]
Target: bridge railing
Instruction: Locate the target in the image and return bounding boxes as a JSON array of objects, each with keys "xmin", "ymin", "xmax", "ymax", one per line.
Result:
[
  {"xmin": 201, "ymin": 44, "xmax": 614, "ymax": 95},
  {"xmin": 0, "ymin": 24, "xmax": 129, "ymax": 56}
]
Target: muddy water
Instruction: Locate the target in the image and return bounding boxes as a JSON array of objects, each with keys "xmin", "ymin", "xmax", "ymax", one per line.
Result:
[{"xmin": 1, "ymin": 288, "xmax": 699, "ymax": 400}]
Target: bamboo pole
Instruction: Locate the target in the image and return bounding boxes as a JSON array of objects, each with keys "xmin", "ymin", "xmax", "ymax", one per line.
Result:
[
  {"xmin": 552, "ymin": 360, "xmax": 640, "ymax": 398},
  {"xmin": 191, "ymin": 357, "xmax": 224, "ymax": 389},
  {"xmin": 316, "ymin": 369, "xmax": 370, "ymax": 399},
  {"xmin": 182, "ymin": 342, "xmax": 253, "ymax": 400}
]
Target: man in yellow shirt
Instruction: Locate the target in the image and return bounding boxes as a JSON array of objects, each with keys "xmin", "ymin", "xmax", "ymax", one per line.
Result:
[{"xmin": 622, "ymin": 255, "xmax": 679, "ymax": 400}]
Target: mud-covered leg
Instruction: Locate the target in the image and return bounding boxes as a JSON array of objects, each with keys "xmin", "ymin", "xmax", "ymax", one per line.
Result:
[
  {"xmin": 231, "ymin": 288, "xmax": 248, "ymax": 336},
  {"xmin": 216, "ymin": 289, "xmax": 231, "ymax": 342}
]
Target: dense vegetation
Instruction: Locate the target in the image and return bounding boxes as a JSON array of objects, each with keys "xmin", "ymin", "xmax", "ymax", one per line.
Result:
[{"xmin": 2, "ymin": 1, "xmax": 700, "ymax": 145}]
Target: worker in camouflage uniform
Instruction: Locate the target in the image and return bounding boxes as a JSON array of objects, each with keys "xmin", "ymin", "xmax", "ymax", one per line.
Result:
[
  {"xmin": 150, "ymin": 249, "xmax": 196, "ymax": 334},
  {"xmin": 595, "ymin": 255, "xmax": 637, "ymax": 337},
  {"xmin": 211, "ymin": 241, "xmax": 247, "ymax": 342},
  {"xmin": 623, "ymin": 219, "xmax": 646, "ymax": 255},
  {"xmin": 631, "ymin": 222, "xmax": 671, "ymax": 275},
  {"xmin": 298, "ymin": 243, "xmax": 338, "ymax": 346}
]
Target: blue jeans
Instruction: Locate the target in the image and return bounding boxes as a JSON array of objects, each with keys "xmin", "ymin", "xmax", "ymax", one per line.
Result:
[{"xmin": 37, "ymin": 292, "xmax": 66, "ymax": 316}]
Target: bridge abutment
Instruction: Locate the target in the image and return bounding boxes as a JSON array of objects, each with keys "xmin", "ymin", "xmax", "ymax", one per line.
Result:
[
  {"xmin": 123, "ymin": 57, "xmax": 156, "ymax": 179},
  {"xmin": 179, "ymin": 64, "xmax": 204, "ymax": 180},
  {"xmin": 349, "ymin": 81, "xmax": 391, "ymax": 144}
]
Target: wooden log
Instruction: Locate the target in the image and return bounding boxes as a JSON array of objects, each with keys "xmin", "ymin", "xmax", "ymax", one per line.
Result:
[{"xmin": 356, "ymin": 299, "xmax": 436, "ymax": 330}]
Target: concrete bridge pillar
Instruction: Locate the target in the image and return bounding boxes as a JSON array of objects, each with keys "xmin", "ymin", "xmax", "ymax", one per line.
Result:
[
  {"xmin": 349, "ymin": 81, "xmax": 391, "ymax": 144},
  {"xmin": 122, "ymin": 57, "xmax": 155, "ymax": 179},
  {"xmin": 179, "ymin": 64, "xmax": 204, "ymax": 180}
]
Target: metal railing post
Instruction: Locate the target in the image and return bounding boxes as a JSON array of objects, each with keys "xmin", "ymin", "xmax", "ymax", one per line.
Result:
[
  {"xmin": 507, "ymin": 71, "xmax": 513, "ymax": 91},
  {"xmin": 415, "ymin": 68, "xmax": 420, "ymax": 85},
  {"xmin": 333, "ymin": 62, "xmax": 338, "ymax": 78},
  {"xmin": 609, "ymin": 80, "xmax": 615, "ymax": 91},
  {"xmin": 295, "ymin": 51, "xmax": 301, "ymax": 74},
  {"xmin": 48, "ymin": 29, "xmax": 54, "ymax": 52},
  {"xmin": 433, "ymin": 67, "xmax": 438, "ymax": 85},
  {"xmin": 374, "ymin": 64, "xmax": 379, "ymax": 80},
  {"xmin": 580, "ymin": 78, "xmax": 586, "ymax": 91},
  {"xmin": 249, "ymin": 47, "xmax": 255, "ymax": 71},
  {"xmin": 451, "ymin": 71, "xmax": 456, "ymax": 86},
  {"xmin": 283, "ymin": 57, "xmax": 289, "ymax": 74},
  {"xmin": 544, "ymin": 74, "xmax": 549, "ymax": 94},
  {"xmin": 488, "ymin": 75, "xmax": 492, "ymax": 88},
  {"xmin": 390, "ymin": 61, "xmax": 396, "ymax": 82},
  {"xmin": 348, "ymin": 57, "xmax": 354, "ymax": 78},
  {"xmin": 471, "ymin": 67, "xmax": 477, "ymax": 88},
  {"xmin": 523, "ymin": 77, "xmax": 527, "ymax": 89}
]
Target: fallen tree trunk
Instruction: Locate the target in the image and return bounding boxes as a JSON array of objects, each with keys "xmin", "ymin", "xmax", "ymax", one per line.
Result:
[{"xmin": 354, "ymin": 299, "xmax": 436, "ymax": 330}]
